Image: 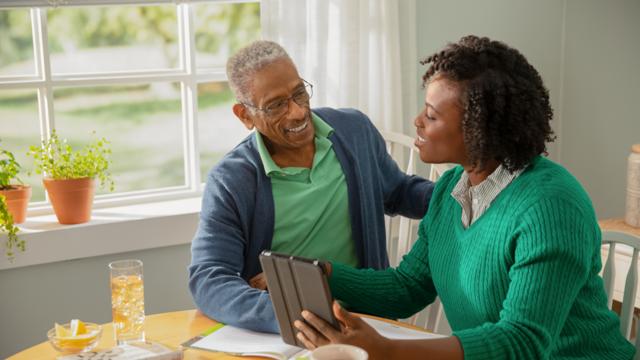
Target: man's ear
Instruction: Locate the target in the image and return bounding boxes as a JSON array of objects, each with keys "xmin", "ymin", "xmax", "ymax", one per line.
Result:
[{"xmin": 233, "ymin": 103, "xmax": 254, "ymax": 130}]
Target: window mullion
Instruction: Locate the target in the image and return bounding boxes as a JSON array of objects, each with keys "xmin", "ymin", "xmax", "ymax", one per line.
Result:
[
  {"xmin": 32, "ymin": 8, "xmax": 54, "ymax": 140},
  {"xmin": 0, "ymin": 78, "xmax": 45, "ymax": 89},
  {"xmin": 178, "ymin": 3, "xmax": 201, "ymax": 191},
  {"xmin": 50, "ymin": 71, "xmax": 190, "ymax": 87}
]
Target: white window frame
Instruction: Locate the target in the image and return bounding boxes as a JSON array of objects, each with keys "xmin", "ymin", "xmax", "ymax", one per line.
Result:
[{"xmin": 0, "ymin": 0, "xmax": 260, "ymax": 216}]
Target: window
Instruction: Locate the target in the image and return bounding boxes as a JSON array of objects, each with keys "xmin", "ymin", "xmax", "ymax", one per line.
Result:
[{"xmin": 0, "ymin": 0, "xmax": 260, "ymax": 210}]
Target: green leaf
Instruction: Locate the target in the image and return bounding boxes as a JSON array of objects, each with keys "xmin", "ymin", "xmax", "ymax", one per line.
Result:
[
  {"xmin": 26, "ymin": 130, "xmax": 115, "ymax": 191},
  {"xmin": 0, "ymin": 194, "xmax": 22, "ymax": 261},
  {"xmin": 0, "ymin": 139, "xmax": 23, "ymax": 189}
]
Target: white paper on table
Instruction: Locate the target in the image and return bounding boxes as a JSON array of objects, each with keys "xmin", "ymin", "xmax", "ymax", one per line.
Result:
[
  {"xmin": 189, "ymin": 325, "xmax": 304, "ymax": 359},
  {"xmin": 363, "ymin": 317, "xmax": 446, "ymax": 340},
  {"xmin": 188, "ymin": 317, "xmax": 443, "ymax": 359}
]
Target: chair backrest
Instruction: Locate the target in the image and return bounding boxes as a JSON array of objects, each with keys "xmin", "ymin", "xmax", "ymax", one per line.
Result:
[
  {"xmin": 380, "ymin": 131, "xmax": 417, "ymax": 268},
  {"xmin": 380, "ymin": 130, "xmax": 452, "ymax": 334},
  {"xmin": 379, "ymin": 130, "xmax": 450, "ymax": 267},
  {"xmin": 601, "ymin": 230, "xmax": 640, "ymax": 345}
]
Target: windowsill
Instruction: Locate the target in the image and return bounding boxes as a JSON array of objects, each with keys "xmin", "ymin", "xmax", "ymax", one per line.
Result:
[{"xmin": 0, "ymin": 197, "xmax": 202, "ymax": 270}]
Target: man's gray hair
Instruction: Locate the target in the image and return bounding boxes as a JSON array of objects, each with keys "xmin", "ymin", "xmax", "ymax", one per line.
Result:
[{"xmin": 226, "ymin": 40, "xmax": 293, "ymax": 104}]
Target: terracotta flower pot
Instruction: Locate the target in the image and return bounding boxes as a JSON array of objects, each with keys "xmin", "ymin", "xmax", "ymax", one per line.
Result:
[
  {"xmin": 43, "ymin": 177, "xmax": 95, "ymax": 225},
  {"xmin": 0, "ymin": 185, "xmax": 32, "ymax": 224}
]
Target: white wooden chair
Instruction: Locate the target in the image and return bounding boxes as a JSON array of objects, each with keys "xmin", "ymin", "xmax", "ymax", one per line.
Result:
[
  {"xmin": 380, "ymin": 130, "xmax": 452, "ymax": 335},
  {"xmin": 601, "ymin": 230, "xmax": 640, "ymax": 356}
]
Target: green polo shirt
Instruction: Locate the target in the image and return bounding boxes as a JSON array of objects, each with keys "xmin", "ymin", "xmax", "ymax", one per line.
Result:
[{"xmin": 255, "ymin": 114, "xmax": 358, "ymax": 267}]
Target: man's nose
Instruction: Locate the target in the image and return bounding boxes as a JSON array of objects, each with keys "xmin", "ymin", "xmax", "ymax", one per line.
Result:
[{"xmin": 287, "ymin": 98, "xmax": 306, "ymax": 118}]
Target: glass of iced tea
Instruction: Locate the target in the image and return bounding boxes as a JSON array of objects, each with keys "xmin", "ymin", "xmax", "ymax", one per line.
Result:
[{"xmin": 108, "ymin": 259, "xmax": 145, "ymax": 345}]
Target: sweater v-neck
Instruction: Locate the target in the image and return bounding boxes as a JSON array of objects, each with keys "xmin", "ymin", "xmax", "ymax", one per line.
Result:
[{"xmin": 451, "ymin": 157, "xmax": 540, "ymax": 234}]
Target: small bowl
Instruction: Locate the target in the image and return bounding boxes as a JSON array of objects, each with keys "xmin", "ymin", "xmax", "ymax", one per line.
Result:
[{"xmin": 47, "ymin": 322, "xmax": 102, "ymax": 354}]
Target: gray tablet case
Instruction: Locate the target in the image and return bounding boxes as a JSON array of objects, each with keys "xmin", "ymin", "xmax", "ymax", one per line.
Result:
[{"xmin": 259, "ymin": 251, "xmax": 340, "ymax": 347}]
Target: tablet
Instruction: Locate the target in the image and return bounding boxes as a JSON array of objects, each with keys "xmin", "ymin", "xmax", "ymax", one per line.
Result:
[{"xmin": 259, "ymin": 251, "xmax": 340, "ymax": 347}]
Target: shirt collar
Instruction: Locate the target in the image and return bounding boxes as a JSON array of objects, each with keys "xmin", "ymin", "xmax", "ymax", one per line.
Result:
[{"xmin": 451, "ymin": 164, "xmax": 524, "ymax": 206}]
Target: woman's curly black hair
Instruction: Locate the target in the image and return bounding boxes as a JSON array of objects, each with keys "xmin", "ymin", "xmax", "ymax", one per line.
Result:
[{"xmin": 421, "ymin": 35, "xmax": 555, "ymax": 172}]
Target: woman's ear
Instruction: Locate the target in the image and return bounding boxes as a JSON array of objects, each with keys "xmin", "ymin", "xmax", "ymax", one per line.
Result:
[{"xmin": 233, "ymin": 103, "xmax": 254, "ymax": 130}]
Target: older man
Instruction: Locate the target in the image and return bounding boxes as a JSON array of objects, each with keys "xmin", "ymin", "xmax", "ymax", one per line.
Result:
[{"xmin": 189, "ymin": 40, "xmax": 434, "ymax": 333}]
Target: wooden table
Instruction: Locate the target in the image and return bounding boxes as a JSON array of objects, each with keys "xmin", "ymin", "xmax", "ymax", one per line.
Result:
[
  {"xmin": 599, "ymin": 218, "xmax": 640, "ymax": 237},
  {"xmin": 9, "ymin": 309, "xmax": 428, "ymax": 359},
  {"xmin": 9, "ymin": 310, "xmax": 234, "ymax": 360}
]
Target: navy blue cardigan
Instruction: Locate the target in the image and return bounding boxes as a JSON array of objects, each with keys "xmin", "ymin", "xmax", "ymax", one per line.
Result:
[{"xmin": 189, "ymin": 108, "xmax": 434, "ymax": 333}]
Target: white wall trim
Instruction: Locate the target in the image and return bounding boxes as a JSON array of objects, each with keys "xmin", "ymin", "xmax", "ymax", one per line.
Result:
[{"xmin": 555, "ymin": 0, "xmax": 568, "ymax": 163}]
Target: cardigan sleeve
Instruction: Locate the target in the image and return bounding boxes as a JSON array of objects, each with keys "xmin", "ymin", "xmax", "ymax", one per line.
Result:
[
  {"xmin": 453, "ymin": 198, "xmax": 596, "ymax": 359},
  {"xmin": 329, "ymin": 219, "xmax": 438, "ymax": 319},
  {"xmin": 188, "ymin": 170, "xmax": 278, "ymax": 333}
]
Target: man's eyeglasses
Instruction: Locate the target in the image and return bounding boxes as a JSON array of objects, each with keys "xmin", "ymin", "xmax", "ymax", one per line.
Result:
[{"xmin": 242, "ymin": 79, "xmax": 313, "ymax": 118}]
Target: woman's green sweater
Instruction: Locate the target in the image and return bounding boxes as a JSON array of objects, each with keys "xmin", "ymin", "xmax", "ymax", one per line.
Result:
[{"xmin": 330, "ymin": 157, "xmax": 634, "ymax": 359}]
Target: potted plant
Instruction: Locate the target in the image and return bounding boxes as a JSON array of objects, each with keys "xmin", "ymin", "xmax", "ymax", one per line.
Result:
[
  {"xmin": 28, "ymin": 130, "xmax": 114, "ymax": 225},
  {"xmin": 0, "ymin": 142, "xmax": 32, "ymax": 224}
]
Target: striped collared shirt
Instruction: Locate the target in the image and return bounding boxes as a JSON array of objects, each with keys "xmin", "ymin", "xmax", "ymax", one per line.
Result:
[{"xmin": 451, "ymin": 164, "xmax": 524, "ymax": 228}]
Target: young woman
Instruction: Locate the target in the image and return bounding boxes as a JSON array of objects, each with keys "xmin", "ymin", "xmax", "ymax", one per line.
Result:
[{"xmin": 293, "ymin": 35, "xmax": 635, "ymax": 360}]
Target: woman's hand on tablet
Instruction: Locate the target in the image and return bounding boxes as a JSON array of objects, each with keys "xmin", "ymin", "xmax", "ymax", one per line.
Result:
[{"xmin": 294, "ymin": 301, "xmax": 390, "ymax": 358}]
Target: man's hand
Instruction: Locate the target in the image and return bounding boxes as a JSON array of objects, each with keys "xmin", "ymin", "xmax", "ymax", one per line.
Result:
[
  {"xmin": 294, "ymin": 301, "xmax": 392, "ymax": 359},
  {"xmin": 249, "ymin": 272, "xmax": 268, "ymax": 290},
  {"xmin": 323, "ymin": 261, "xmax": 332, "ymax": 277}
]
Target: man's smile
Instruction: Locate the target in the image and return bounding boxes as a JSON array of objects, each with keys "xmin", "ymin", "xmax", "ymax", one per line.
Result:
[{"xmin": 285, "ymin": 119, "xmax": 310, "ymax": 133}]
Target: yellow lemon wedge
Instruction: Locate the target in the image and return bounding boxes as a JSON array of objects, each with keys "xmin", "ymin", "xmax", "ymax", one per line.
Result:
[
  {"xmin": 53, "ymin": 320, "xmax": 97, "ymax": 351},
  {"xmin": 69, "ymin": 319, "xmax": 87, "ymax": 336},
  {"xmin": 55, "ymin": 323, "xmax": 71, "ymax": 338},
  {"xmin": 49, "ymin": 320, "xmax": 102, "ymax": 355}
]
